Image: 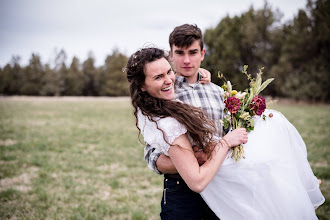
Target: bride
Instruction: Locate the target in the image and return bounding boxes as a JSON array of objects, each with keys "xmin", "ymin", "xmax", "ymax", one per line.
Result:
[{"xmin": 125, "ymin": 47, "xmax": 325, "ymax": 219}]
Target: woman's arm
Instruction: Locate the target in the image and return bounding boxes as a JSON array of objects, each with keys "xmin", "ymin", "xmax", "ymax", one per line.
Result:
[
  {"xmin": 168, "ymin": 128, "xmax": 247, "ymax": 193},
  {"xmin": 156, "ymin": 146, "xmax": 210, "ymax": 174}
]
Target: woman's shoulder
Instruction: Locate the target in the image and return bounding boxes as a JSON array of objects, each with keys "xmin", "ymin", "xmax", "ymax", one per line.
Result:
[
  {"xmin": 137, "ymin": 109, "xmax": 186, "ymax": 136},
  {"xmin": 158, "ymin": 116, "xmax": 186, "ymax": 134}
]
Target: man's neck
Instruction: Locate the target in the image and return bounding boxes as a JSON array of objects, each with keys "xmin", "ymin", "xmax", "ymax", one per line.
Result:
[{"xmin": 186, "ymin": 73, "xmax": 199, "ymax": 84}]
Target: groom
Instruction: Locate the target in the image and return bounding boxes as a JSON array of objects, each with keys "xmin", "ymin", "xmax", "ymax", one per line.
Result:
[{"xmin": 144, "ymin": 24, "xmax": 224, "ymax": 219}]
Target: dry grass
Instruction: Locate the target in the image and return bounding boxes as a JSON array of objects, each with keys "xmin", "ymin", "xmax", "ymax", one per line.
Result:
[{"xmin": 0, "ymin": 96, "xmax": 329, "ymax": 219}]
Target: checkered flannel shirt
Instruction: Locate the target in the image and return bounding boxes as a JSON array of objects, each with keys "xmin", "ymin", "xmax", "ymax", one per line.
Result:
[{"xmin": 144, "ymin": 73, "xmax": 225, "ymax": 174}]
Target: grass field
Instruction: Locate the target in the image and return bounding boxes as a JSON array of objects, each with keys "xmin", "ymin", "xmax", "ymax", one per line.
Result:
[{"xmin": 0, "ymin": 97, "xmax": 329, "ymax": 220}]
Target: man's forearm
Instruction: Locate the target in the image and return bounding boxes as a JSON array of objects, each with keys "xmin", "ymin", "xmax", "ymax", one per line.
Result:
[
  {"xmin": 156, "ymin": 154, "xmax": 178, "ymax": 174},
  {"xmin": 144, "ymin": 144, "xmax": 162, "ymax": 174}
]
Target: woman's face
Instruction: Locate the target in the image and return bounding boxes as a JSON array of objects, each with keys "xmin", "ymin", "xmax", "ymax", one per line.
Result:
[{"xmin": 142, "ymin": 57, "xmax": 175, "ymax": 100}]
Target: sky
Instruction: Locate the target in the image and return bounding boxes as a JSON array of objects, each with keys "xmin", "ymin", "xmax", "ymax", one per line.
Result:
[{"xmin": 0, "ymin": 0, "xmax": 308, "ymax": 67}]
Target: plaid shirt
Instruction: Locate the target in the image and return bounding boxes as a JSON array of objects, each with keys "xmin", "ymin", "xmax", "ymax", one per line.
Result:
[{"xmin": 144, "ymin": 73, "xmax": 225, "ymax": 174}]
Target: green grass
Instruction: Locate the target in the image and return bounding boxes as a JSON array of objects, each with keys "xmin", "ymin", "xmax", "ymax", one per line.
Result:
[{"xmin": 0, "ymin": 97, "xmax": 329, "ymax": 219}]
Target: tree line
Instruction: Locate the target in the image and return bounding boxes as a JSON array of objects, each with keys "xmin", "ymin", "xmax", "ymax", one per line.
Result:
[
  {"xmin": 0, "ymin": 0, "xmax": 328, "ymax": 101},
  {"xmin": 0, "ymin": 49, "xmax": 129, "ymax": 97},
  {"xmin": 203, "ymin": 0, "xmax": 329, "ymax": 102}
]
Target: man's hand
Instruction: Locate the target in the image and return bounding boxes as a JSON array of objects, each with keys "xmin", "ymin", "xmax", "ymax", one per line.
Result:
[
  {"xmin": 156, "ymin": 154, "xmax": 178, "ymax": 174},
  {"xmin": 193, "ymin": 146, "xmax": 208, "ymax": 166},
  {"xmin": 198, "ymin": 68, "xmax": 211, "ymax": 84}
]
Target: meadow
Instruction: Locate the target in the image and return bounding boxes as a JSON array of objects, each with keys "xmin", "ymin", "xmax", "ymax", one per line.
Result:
[{"xmin": 0, "ymin": 97, "xmax": 329, "ymax": 219}]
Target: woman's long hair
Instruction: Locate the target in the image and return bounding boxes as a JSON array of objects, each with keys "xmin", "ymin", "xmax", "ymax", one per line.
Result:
[{"xmin": 125, "ymin": 47, "xmax": 217, "ymax": 156}]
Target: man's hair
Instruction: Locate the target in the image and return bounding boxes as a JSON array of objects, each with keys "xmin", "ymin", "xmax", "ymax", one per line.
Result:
[{"xmin": 169, "ymin": 24, "xmax": 204, "ymax": 50}]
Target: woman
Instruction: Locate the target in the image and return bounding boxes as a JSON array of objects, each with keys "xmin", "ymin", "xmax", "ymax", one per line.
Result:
[{"xmin": 125, "ymin": 47, "xmax": 325, "ymax": 219}]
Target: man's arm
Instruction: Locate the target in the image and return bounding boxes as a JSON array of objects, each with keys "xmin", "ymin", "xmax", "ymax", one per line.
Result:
[
  {"xmin": 144, "ymin": 143, "xmax": 163, "ymax": 174},
  {"xmin": 145, "ymin": 143, "xmax": 178, "ymax": 174},
  {"xmin": 156, "ymin": 145, "xmax": 208, "ymax": 174},
  {"xmin": 145, "ymin": 143, "xmax": 207, "ymax": 174},
  {"xmin": 156, "ymin": 154, "xmax": 177, "ymax": 174}
]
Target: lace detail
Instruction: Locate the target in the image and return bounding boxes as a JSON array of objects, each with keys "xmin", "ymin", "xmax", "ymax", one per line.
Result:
[{"xmin": 137, "ymin": 110, "xmax": 187, "ymax": 156}]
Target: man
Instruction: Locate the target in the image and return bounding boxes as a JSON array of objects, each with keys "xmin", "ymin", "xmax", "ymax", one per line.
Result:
[{"xmin": 145, "ymin": 24, "xmax": 224, "ymax": 219}]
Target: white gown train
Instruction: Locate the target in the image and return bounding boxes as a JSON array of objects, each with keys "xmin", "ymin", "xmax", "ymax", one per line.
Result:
[{"xmin": 201, "ymin": 110, "xmax": 325, "ymax": 219}]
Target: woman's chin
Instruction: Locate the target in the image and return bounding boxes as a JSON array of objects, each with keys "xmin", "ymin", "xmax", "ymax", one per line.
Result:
[{"xmin": 161, "ymin": 92, "xmax": 175, "ymax": 100}]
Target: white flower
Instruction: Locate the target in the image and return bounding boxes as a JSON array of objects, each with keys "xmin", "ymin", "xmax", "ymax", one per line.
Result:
[
  {"xmin": 222, "ymin": 91, "xmax": 230, "ymax": 98},
  {"xmin": 235, "ymin": 92, "xmax": 247, "ymax": 99}
]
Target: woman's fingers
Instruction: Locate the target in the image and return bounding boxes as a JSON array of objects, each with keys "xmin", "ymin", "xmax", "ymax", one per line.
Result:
[{"xmin": 224, "ymin": 128, "xmax": 248, "ymax": 147}]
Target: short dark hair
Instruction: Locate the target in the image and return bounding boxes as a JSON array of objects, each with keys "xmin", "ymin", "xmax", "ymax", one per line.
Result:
[{"xmin": 169, "ymin": 24, "xmax": 204, "ymax": 50}]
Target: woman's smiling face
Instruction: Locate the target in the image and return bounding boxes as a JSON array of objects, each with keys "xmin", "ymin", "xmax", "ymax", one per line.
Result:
[{"xmin": 142, "ymin": 57, "xmax": 175, "ymax": 100}]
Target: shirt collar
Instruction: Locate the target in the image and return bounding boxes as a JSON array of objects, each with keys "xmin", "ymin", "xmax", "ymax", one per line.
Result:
[{"xmin": 175, "ymin": 72, "xmax": 203, "ymax": 88}]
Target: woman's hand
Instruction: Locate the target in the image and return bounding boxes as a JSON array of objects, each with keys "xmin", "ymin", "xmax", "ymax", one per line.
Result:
[{"xmin": 222, "ymin": 128, "xmax": 248, "ymax": 148}]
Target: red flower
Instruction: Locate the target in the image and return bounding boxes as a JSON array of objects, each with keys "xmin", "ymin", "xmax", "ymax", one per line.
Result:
[
  {"xmin": 250, "ymin": 95, "xmax": 266, "ymax": 116},
  {"xmin": 225, "ymin": 97, "xmax": 241, "ymax": 114}
]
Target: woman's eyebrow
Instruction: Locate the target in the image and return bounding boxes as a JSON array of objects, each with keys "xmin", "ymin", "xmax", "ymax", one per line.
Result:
[{"xmin": 152, "ymin": 73, "xmax": 163, "ymax": 79}]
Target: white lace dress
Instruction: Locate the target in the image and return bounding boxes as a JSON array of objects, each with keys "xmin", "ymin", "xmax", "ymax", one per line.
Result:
[{"xmin": 137, "ymin": 109, "xmax": 325, "ymax": 220}]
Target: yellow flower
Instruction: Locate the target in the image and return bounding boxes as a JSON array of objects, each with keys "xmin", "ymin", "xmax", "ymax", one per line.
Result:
[{"xmin": 231, "ymin": 90, "xmax": 238, "ymax": 95}]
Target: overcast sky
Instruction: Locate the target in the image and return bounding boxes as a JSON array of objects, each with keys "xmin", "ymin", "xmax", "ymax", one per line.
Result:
[{"xmin": 0, "ymin": 0, "xmax": 308, "ymax": 67}]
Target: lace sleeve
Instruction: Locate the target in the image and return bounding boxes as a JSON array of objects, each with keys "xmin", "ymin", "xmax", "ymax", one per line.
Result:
[
  {"xmin": 156, "ymin": 117, "xmax": 187, "ymax": 155},
  {"xmin": 138, "ymin": 111, "xmax": 187, "ymax": 157}
]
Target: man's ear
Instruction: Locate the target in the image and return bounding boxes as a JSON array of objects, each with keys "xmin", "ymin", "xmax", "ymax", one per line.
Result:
[
  {"xmin": 169, "ymin": 50, "xmax": 173, "ymax": 60},
  {"xmin": 201, "ymin": 48, "xmax": 206, "ymax": 61}
]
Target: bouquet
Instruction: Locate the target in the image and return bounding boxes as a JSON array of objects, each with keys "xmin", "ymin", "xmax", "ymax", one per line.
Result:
[{"xmin": 219, "ymin": 65, "xmax": 274, "ymax": 162}]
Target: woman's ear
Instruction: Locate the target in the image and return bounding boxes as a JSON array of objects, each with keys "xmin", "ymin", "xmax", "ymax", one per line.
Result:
[{"xmin": 141, "ymin": 85, "xmax": 146, "ymax": 92}]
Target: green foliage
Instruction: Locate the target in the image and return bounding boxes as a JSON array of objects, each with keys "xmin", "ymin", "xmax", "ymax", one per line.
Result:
[
  {"xmin": 269, "ymin": 0, "xmax": 330, "ymax": 101},
  {"xmin": 20, "ymin": 54, "xmax": 44, "ymax": 95},
  {"xmin": 204, "ymin": 3, "xmax": 282, "ymax": 93},
  {"xmin": 82, "ymin": 53, "xmax": 98, "ymax": 96},
  {"xmin": 65, "ymin": 57, "xmax": 84, "ymax": 96},
  {"xmin": 204, "ymin": 0, "xmax": 329, "ymax": 102},
  {"xmin": 0, "ymin": 57, "xmax": 23, "ymax": 95},
  {"xmin": 98, "ymin": 49, "xmax": 129, "ymax": 96},
  {"xmin": 0, "ymin": 49, "xmax": 129, "ymax": 97},
  {"xmin": 40, "ymin": 50, "xmax": 67, "ymax": 96}
]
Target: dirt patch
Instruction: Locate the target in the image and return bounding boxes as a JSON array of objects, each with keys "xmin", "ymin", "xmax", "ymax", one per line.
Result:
[
  {"xmin": 0, "ymin": 167, "xmax": 39, "ymax": 193},
  {"xmin": 0, "ymin": 139, "xmax": 17, "ymax": 146}
]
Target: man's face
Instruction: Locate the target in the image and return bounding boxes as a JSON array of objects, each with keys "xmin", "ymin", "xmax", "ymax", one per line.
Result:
[{"xmin": 170, "ymin": 40, "xmax": 205, "ymax": 84}]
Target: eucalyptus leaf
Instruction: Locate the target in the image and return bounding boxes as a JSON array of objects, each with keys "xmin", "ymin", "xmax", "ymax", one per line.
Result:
[{"xmin": 256, "ymin": 78, "xmax": 274, "ymax": 95}]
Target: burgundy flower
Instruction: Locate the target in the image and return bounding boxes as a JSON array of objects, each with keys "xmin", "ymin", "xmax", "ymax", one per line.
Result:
[
  {"xmin": 250, "ymin": 95, "xmax": 266, "ymax": 116},
  {"xmin": 225, "ymin": 96, "xmax": 241, "ymax": 114}
]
